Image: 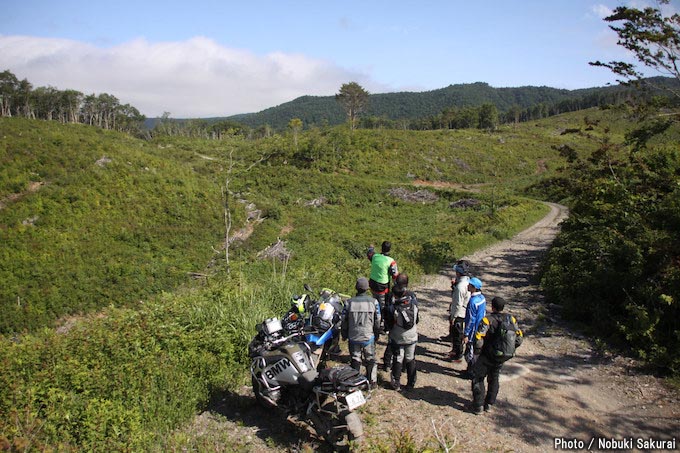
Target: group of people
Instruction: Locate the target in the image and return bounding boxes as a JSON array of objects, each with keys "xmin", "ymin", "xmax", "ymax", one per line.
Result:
[
  {"xmin": 340, "ymin": 241, "xmax": 524, "ymax": 415},
  {"xmin": 341, "ymin": 241, "xmax": 418, "ymax": 391}
]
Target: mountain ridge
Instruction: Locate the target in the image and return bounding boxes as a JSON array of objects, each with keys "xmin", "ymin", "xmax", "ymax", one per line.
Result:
[{"xmin": 184, "ymin": 77, "xmax": 675, "ymax": 131}]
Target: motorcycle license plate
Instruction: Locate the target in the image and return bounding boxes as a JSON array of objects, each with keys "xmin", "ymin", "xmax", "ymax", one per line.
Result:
[{"xmin": 344, "ymin": 390, "xmax": 366, "ymax": 410}]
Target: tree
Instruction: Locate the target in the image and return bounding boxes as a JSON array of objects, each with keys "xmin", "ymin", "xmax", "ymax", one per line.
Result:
[
  {"xmin": 0, "ymin": 70, "xmax": 20, "ymax": 117},
  {"xmin": 335, "ymin": 82, "xmax": 369, "ymax": 130},
  {"xmin": 16, "ymin": 78, "xmax": 33, "ymax": 118},
  {"xmin": 60, "ymin": 90, "xmax": 83, "ymax": 124},
  {"xmin": 590, "ymin": 0, "xmax": 680, "ymax": 98},
  {"xmin": 288, "ymin": 118, "xmax": 303, "ymax": 150},
  {"xmin": 478, "ymin": 103, "xmax": 499, "ymax": 130}
]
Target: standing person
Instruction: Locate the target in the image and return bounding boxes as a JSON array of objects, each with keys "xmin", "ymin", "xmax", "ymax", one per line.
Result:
[
  {"xmin": 383, "ymin": 273, "xmax": 416, "ymax": 372},
  {"xmin": 367, "ymin": 241, "xmax": 399, "ymax": 316},
  {"xmin": 462, "ymin": 277, "xmax": 486, "ymax": 374},
  {"xmin": 445, "ymin": 261, "xmax": 471, "ymax": 361},
  {"xmin": 384, "ymin": 282, "xmax": 419, "ymax": 391},
  {"xmin": 341, "ymin": 277, "xmax": 382, "ymax": 386},
  {"xmin": 468, "ymin": 297, "xmax": 524, "ymax": 414}
]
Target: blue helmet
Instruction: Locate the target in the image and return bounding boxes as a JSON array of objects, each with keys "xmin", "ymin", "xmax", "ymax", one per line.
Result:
[
  {"xmin": 469, "ymin": 277, "xmax": 483, "ymax": 290},
  {"xmin": 453, "ymin": 260, "xmax": 470, "ymax": 276}
]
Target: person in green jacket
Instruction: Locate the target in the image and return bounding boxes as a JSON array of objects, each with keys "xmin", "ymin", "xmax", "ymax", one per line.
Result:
[{"xmin": 367, "ymin": 241, "xmax": 399, "ymax": 311}]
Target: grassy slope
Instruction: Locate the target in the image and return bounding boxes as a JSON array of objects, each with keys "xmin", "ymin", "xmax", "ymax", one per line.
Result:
[
  {"xmin": 0, "ymin": 119, "xmax": 233, "ymax": 332},
  {"xmin": 0, "ymin": 108, "xmax": 625, "ymax": 450}
]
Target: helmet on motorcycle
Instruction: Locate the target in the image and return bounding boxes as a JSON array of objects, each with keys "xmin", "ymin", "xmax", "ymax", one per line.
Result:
[
  {"xmin": 319, "ymin": 288, "xmax": 334, "ymax": 302},
  {"xmin": 290, "ymin": 294, "xmax": 309, "ymax": 315},
  {"xmin": 316, "ymin": 302, "xmax": 336, "ymax": 322},
  {"xmin": 326, "ymin": 293, "xmax": 342, "ymax": 310},
  {"xmin": 312, "ymin": 301, "xmax": 336, "ymax": 332}
]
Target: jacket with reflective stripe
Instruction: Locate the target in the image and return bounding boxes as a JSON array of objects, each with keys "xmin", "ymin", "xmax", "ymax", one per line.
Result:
[
  {"xmin": 464, "ymin": 292, "xmax": 486, "ymax": 341},
  {"xmin": 342, "ymin": 293, "xmax": 381, "ymax": 344}
]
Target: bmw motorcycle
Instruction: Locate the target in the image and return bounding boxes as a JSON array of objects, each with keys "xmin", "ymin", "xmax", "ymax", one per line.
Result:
[{"xmin": 249, "ymin": 316, "xmax": 368, "ymax": 449}]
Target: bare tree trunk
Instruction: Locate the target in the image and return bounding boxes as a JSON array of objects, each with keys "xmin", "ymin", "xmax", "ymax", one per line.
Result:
[{"xmin": 222, "ymin": 150, "xmax": 234, "ymax": 273}]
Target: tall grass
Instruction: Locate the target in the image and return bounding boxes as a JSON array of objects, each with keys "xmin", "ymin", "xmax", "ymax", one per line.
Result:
[{"xmin": 0, "ymin": 272, "xmax": 296, "ymax": 451}]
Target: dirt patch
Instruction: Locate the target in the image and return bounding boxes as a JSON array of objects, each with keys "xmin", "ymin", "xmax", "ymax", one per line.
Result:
[
  {"xmin": 280, "ymin": 224, "xmax": 294, "ymax": 236},
  {"xmin": 0, "ymin": 181, "xmax": 45, "ymax": 210},
  {"xmin": 389, "ymin": 187, "xmax": 439, "ymax": 203},
  {"xmin": 449, "ymin": 198, "xmax": 481, "ymax": 209},
  {"xmin": 257, "ymin": 239, "xmax": 292, "ymax": 262},
  {"xmin": 228, "ymin": 201, "xmax": 263, "ymax": 244},
  {"xmin": 183, "ymin": 202, "xmax": 680, "ymax": 452},
  {"xmin": 536, "ymin": 159, "xmax": 547, "ymax": 174}
]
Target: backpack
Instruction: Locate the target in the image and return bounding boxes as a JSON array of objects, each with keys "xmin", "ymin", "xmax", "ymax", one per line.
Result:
[
  {"xmin": 394, "ymin": 298, "xmax": 416, "ymax": 330},
  {"xmin": 490, "ymin": 314, "xmax": 517, "ymax": 361}
]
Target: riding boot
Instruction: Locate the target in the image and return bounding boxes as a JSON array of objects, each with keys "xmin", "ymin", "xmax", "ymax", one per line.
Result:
[
  {"xmin": 365, "ymin": 360, "xmax": 377, "ymax": 385},
  {"xmin": 405, "ymin": 359, "xmax": 417, "ymax": 388},
  {"xmin": 383, "ymin": 341, "xmax": 393, "ymax": 371},
  {"xmin": 391, "ymin": 361, "xmax": 403, "ymax": 390},
  {"xmin": 350, "ymin": 359, "xmax": 361, "ymax": 372}
]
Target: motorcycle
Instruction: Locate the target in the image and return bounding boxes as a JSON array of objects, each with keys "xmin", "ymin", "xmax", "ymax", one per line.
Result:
[{"xmin": 249, "ymin": 315, "xmax": 368, "ymax": 449}]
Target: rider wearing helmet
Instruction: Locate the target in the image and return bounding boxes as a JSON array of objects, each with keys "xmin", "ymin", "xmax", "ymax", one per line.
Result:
[
  {"xmin": 445, "ymin": 260, "xmax": 471, "ymax": 361},
  {"xmin": 463, "ymin": 277, "xmax": 486, "ymax": 372}
]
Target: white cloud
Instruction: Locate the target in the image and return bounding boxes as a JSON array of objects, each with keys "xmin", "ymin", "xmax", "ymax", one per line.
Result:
[
  {"xmin": 0, "ymin": 35, "xmax": 370, "ymax": 117},
  {"xmin": 591, "ymin": 4, "xmax": 613, "ymax": 19}
]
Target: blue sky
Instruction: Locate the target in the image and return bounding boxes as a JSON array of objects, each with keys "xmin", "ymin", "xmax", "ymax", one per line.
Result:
[{"xmin": 1, "ymin": 0, "xmax": 677, "ymax": 117}]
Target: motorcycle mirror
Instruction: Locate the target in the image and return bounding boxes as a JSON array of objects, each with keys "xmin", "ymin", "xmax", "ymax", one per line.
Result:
[{"xmin": 304, "ymin": 283, "xmax": 312, "ymax": 292}]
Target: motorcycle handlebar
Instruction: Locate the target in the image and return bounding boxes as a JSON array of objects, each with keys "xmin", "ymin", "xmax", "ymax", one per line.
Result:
[{"xmin": 265, "ymin": 331, "xmax": 306, "ymax": 348}]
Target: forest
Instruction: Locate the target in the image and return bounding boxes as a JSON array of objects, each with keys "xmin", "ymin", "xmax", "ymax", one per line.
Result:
[{"xmin": 3, "ymin": 66, "xmax": 678, "ymax": 140}]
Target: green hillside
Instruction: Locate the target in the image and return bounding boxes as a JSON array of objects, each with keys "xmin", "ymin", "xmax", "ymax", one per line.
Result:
[
  {"xmin": 224, "ymin": 77, "xmax": 679, "ymax": 131},
  {"xmin": 0, "ymin": 119, "xmax": 232, "ymax": 332},
  {"xmin": 1, "ymin": 108, "xmax": 614, "ymax": 334},
  {"xmin": 1, "ymin": 106, "xmax": 678, "ymax": 451}
]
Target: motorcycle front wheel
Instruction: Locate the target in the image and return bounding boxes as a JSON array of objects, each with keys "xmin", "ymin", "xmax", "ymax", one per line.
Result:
[{"xmin": 251, "ymin": 374, "xmax": 275, "ymax": 408}]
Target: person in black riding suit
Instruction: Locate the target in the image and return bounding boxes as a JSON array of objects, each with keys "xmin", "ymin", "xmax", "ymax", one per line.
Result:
[{"xmin": 468, "ymin": 297, "xmax": 523, "ymax": 414}]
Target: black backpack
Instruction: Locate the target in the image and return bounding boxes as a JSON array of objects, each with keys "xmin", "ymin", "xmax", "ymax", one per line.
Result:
[
  {"xmin": 394, "ymin": 298, "xmax": 416, "ymax": 330},
  {"xmin": 490, "ymin": 314, "xmax": 517, "ymax": 361}
]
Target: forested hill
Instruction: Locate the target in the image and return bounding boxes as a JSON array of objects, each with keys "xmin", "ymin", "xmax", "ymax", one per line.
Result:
[{"xmin": 224, "ymin": 78, "xmax": 677, "ymax": 130}]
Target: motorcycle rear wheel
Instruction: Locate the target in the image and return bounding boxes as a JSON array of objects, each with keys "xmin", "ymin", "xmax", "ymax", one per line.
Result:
[{"xmin": 329, "ymin": 411, "xmax": 364, "ymax": 450}]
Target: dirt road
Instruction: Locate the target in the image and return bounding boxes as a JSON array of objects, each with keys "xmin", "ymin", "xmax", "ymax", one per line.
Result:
[{"xmin": 194, "ymin": 202, "xmax": 679, "ymax": 452}]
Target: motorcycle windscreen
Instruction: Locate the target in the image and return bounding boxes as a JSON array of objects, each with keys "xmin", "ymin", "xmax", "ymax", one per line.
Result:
[{"xmin": 306, "ymin": 327, "xmax": 333, "ymax": 346}]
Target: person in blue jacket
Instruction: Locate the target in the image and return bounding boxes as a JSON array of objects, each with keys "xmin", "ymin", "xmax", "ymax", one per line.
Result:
[{"xmin": 462, "ymin": 277, "xmax": 486, "ymax": 373}]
